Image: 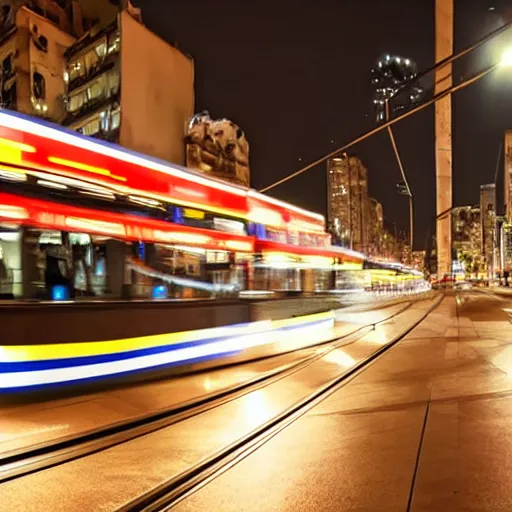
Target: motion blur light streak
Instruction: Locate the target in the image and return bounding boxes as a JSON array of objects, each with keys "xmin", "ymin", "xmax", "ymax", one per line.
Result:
[
  {"xmin": 47, "ymin": 156, "xmax": 127, "ymax": 182},
  {"xmin": 36, "ymin": 179, "xmax": 68, "ymax": 190},
  {"xmin": 64, "ymin": 217, "xmax": 126, "ymax": 237},
  {"xmin": 247, "ymin": 207, "xmax": 284, "ymax": 227},
  {"xmin": 247, "ymin": 190, "xmax": 325, "ymax": 222},
  {"xmin": 0, "ymin": 205, "xmax": 29, "ymax": 220},
  {"xmin": 0, "ymin": 137, "xmax": 36, "ymax": 153},
  {"xmin": 0, "ymin": 319, "xmax": 276, "ymax": 362},
  {"xmin": 153, "ymin": 230, "xmax": 211, "ymax": 245},
  {"xmin": 0, "ymin": 111, "xmax": 247, "ymax": 197},
  {"xmin": 173, "ymin": 186, "xmax": 207, "ymax": 198},
  {"xmin": 0, "ymin": 312, "xmax": 335, "ymax": 390},
  {"xmin": 224, "ymin": 240, "xmax": 254, "ymax": 252}
]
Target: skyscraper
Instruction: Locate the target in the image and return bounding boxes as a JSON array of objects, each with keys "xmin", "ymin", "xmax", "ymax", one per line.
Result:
[
  {"xmin": 326, "ymin": 154, "xmax": 368, "ymax": 253},
  {"xmin": 480, "ymin": 183, "xmax": 496, "ymax": 276},
  {"xmin": 367, "ymin": 197, "xmax": 384, "ymax": 257}
]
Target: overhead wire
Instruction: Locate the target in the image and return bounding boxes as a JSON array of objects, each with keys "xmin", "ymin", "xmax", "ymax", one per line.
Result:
[
  {"xmin": 260, "ymin": 64, "xmax": 498, "ymax": 193},
  {"xmin": 392, "ymin": 19, "xmax": 512, "ymax": 102},
  {"xmin": 259, "ymin": 20, "xmax": 512, "ymax": 193}
]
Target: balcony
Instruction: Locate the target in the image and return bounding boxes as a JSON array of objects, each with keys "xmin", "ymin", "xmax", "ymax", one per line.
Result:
[
  {"xmin": 63, "ymin": 92, "xmax": 120, "ymax": 126},
  {"xmin": 66, "ymin": 56, "xmax": 117, "ymax": 93}
]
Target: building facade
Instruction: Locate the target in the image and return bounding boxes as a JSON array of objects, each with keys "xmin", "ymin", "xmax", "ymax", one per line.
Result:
[
  {"xmin": 501, "ymin": 222, "xmax": 512, "ymax": 272},
  {"xmin": 505, "ymin": 130, "xmax": 512, "ymax": 222},
  {"xmin": 63, "ymin": 7, "xmax": 194, "ymax": 166},
  {"xmin": 480, "ymin": 183, "xmax": 496, "ymax": 276},
  {"xmin": 367, "ymin": 197, "xmax": 384, "ymax": 257},
  {"xmin": 0, "ymin": 1, "xmax": 195, "ymax": 168},
  {"xmin": 327, "ymin": 154, "xmax": 369, "ymax": 253},
  {"xmin": 452, "ymin": 205, "xmax": 482, "ymax": 274},
  {"xmin": 0, "ymin": 0, "xmax": 87, "ymax": 122}
]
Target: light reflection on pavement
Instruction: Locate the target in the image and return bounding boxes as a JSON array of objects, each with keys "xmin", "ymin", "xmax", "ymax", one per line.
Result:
[
  {"xmin": 170, "ymin": 291, "xmax": 512, "ymax": 512},
  {"xmin": 0, "ymin": 297, "xmax": 438, "ymax": 512},
  {"xmin": 0, "ymin": 302, "xmax": 412, "ymax": 455}
]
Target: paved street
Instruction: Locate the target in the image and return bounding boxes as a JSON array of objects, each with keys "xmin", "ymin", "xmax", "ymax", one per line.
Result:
[{"xmin": 174, "ymin": 292, "xmax": 512, "ymax": 511}]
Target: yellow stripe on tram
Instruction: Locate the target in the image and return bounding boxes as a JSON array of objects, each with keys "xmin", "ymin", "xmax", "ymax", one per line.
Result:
[
  {"xmin": 0, "ymin": 311, "xmax": 332, "ymax": 363},
  {"xmin": 0, "ymin": 322, "xmax": 265, "ymax": 363}
]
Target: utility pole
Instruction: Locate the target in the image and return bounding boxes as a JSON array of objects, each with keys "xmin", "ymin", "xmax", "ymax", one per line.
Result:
[
  {"xmin": 435, "ymin": 0, "xmax": 454, "ymax": 277},
  {"xmin": 385, "ymin": 100, "xmax": 414, "ymax": 251}
]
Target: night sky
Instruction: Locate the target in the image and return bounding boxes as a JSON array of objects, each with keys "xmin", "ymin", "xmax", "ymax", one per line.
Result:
[{"xmin": 133, "ymin": 0, "xmax": 512, "ymax": 249}]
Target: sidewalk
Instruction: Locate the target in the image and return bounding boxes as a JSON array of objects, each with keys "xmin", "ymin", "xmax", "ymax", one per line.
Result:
[{"xmin": 171, "ymin": 292, "xmax": 512, "ymax": 512}]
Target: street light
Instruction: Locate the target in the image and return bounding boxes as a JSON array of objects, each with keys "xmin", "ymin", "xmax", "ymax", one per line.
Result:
[{"xmin": 500, "ymin": 48, "xmax": 512, "ymax": 67}]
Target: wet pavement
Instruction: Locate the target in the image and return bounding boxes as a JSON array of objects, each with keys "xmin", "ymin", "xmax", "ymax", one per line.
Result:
[
  {"xmin": 0, "ymin": 301, "xmax": 410, "ymax": 455},
  {"xmin": 0, "ymin": 297, "xmax": 438, "ymax": 511},
  {"xmin": 173, "ymin": 291, "xmax": 512, "ymax": 512}
]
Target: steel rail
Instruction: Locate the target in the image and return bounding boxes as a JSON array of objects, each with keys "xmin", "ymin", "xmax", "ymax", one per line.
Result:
[
  {"xmin": 117, "ymin": 294, "xmax": 444, "ymax": 512},
  {"xmin": 0, "ymin": 298, "xmax": 423, "ymax": 484}
]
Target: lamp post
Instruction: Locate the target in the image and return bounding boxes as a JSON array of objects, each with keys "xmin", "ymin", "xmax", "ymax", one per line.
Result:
[{"xmin": 385, "ymin": 99, "xmax": 414, "ymax": 252}]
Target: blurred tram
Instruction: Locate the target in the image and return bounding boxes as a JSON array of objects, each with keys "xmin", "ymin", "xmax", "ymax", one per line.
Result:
[{"xmin": 0, "ymin": 109, "xmax": 422, "ymax": 300}]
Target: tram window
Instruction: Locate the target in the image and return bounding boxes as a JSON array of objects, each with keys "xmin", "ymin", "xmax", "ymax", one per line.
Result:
[
  {"xmin": 288, "ymin": 232, "xmax": 299, "ymax": 245},
  {"xmin": 253, "ymin": 267, "xmax": 301, "ymax": 292},
  {"xmin": 212, "ymin": 217, "xmax": 246, "ymax": 236},
  {"xmin": 0, "ymin": 226, "xmax": 21, "ymax": 299},
  {"xmin": 127, "ymin": 243, "xmax": 210, "ymax": 300},
  {"xmin": 21, "ymin": 229, "xmax": 114, "ymax": 300},
  {"xmin": 178, "ymin": 209, "xmax": 248, "ymax": 236},
  {"xmin": 266, "ymin": 228, "xmax": 287, "ymax": 244}
]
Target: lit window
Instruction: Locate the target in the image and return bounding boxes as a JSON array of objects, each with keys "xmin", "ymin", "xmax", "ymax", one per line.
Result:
[
  {"xmin": 111, "ymin": 107, "xmax": 121, "ymax": 130},
  {"xmin": 99, "ymin": 110, "xmax": 108, "ymax": 131},
  {"xmin": 95, "ymin": 42, "xmax": 107, "ymax": 59},
  {"xmin": 67, "ymin": 91, "xmax": 86, "ymax": 112},
  {"xmin": 87, "ymin": 80, "xmax": 104, "ymax": 101},
  {"xmin": 107, "ymin": 70, "xmax": 120, "ymax": 95},
  {"xmin": 107, "ymin": 31, "xmax": 120, "ymax": 54},
  {"xmin": 68, "ymin": 60, "xmax": 84, "ymax": 82},
  {"xmin": 78, "ymin": 117, "xmax": 101, "ymax": 136},
  {"xmin": 83, "ymin": 43, "xmax": 105, "ymax": 74}
]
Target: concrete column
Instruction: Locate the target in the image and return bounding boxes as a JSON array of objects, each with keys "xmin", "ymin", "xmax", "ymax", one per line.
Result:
[{"xmin": 435, "ymin": 0, "xmax": 454, "ymax": 276}]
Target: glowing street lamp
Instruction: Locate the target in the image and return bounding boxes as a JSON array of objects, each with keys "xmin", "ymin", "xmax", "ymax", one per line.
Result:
[{"xmin": 500, "ymin": 48, "xmax": 512, "ymax": 67}]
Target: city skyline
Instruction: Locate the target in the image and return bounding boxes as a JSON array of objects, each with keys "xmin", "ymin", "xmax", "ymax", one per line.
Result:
[{"xmin": 132, "ymin": 0, "xmax": 512, "ymax": 249}]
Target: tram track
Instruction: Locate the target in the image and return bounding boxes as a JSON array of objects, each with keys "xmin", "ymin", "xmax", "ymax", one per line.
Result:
[
  {"xmin": 0, "ymin": 300, "xmax": 419, "ymax": 485},
  {"xmin": 117, "ymin": 293, "xmax": 444, "ymax": 512}
]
